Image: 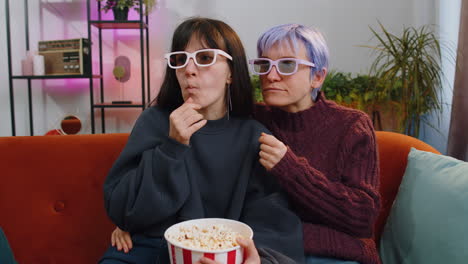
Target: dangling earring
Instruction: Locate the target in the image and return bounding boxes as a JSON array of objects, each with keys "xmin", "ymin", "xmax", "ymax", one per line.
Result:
[{"xmin": 226, "ymin": 83, "xmax": 232, "ymax": 120}]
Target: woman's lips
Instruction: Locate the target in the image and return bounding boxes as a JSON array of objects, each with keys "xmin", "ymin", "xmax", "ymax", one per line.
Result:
[
  {"xmin": 263, "ymin": 87, "xmax": 284, "ymax": 92},
  {"xmin": 185, "ymin": 85, "xmax": 198, "ymax": 92}
]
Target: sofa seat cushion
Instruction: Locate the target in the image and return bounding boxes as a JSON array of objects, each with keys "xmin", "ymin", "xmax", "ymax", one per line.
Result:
[{"xmin": 379, "ymin": 148, "xmax": 468, "ymax": 264}]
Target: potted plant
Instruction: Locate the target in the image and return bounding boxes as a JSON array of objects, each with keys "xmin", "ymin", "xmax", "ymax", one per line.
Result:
[
  {"xmin": 251, "ymin": 75, "xmax": 263, "ymax": 103},
  {"xmin": 97, "ymin": 0, "xmax": 157, "ymax": 20},
  {"xmin": 362, "ymin": 22, "xmax": 446, "ymax": 137},
  {"xmin": 322, "ymin": 71, "xmax": 394, "ymax": 131},
  {"xmin": 323, "ymin": 72, "xmax": 363, "ymax": 108}
]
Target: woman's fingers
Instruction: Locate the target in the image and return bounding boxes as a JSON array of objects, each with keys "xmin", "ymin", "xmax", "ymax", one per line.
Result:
[
  {"xmin": 236, "ymin": 238, "xmax": 260, "ymax": 264},
  {"xmin": 116, "ymin": 236, "xmax": 122, "ymax": 251},
  {"xmin": 259, "ymin": 143, "xmax": 277, "ymax": 154},
  {"xmin": 123, "ymin": 233, "xmax": 133, "ymax": 250},
  {"xmin": 258, "ymin": 132, "xmax": 275, "ymax": 145},
  {"xmin": 118, "ymin": 235, "xmax": 128, "ymax": 253},
  {"xmin": 259, "ymin": 133, "xmax": 283, "ymax": 148},
  {"xmin": 260, "ymin": 147, "xmax": 280, "ymax": 163},
  {"xmin": 175, "ymin": 97, "xmax": 202, "ymax": 119},
  {"xmin": 259, "ymin": 157, "xmax": 275, "ymax": 171},
  {"xmin": 184, "ymin": 112, "xmax": 205, "ymax": 127},
  {"xmin": 259, "ymin": 133, "xmax": 287, "ymax": 170},
  {"xmin": 111, "ymin": 230, "xmax": 116, "ymax": 247},
  {"xmin": 169, "ymin": 98, "xmax": 207, "ymax": 145},
  {"xmin": 172, "ymin": 116, "xmax": 206, "ymax": 143},
  {"xmin": 195, "ymin": 257, "xmax": 220, "ymax": 264},
  {"xmin": 112, "ymin": 228, "xmax": 132, "ymax": 253},
  {"xmin": 188, "ymin": 119, "xmax": 208, "ymax": 135},
  {"xmin": 170, "ymin": 101, "xmax": 202, "ymax": 128},
  {"xmin": 180, "ymin": 101, "xmax": 202, "ymax": 114},
  {"xmin": 259, "ymin": 149, "xmax": 275, "ymax": 161}
]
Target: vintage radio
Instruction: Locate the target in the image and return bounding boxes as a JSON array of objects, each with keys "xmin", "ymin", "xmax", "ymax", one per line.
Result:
[{"xmin": 38, "ymin": 38, "xmax": 91, "ymax": 75}]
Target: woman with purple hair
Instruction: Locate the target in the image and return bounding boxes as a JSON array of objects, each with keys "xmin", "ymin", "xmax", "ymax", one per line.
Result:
[{"xmin": 250, "ymin": 23, "xmax": 381, "ymax": 264}]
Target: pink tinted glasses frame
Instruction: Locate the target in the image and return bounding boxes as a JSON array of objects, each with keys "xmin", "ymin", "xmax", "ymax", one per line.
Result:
[{"xmin": 249, "ymin": 58, "xmax": 315, "ymax": 76}]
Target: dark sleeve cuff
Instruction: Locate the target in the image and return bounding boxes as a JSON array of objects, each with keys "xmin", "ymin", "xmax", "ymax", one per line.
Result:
[{"xmin": 158, "ymin": 137, "xmax": 190, "ymax": 160}]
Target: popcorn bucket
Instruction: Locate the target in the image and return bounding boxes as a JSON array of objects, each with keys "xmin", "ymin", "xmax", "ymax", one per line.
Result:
[{"xmin": 164, "ymin": 218, "xmax": 253, "ymax": 264}]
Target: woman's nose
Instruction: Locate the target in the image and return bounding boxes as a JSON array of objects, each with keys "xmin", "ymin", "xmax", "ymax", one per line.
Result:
[
  {"xmin": 184, "ymin": 58, "xmax": 197, "ymax": 76},
  {"xmin": 266, "ymin": 65, "xmax": 281, "ymax": 81}
]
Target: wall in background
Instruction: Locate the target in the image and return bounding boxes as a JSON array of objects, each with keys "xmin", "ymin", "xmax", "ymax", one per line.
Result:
[
  {"xmin": 0, "ymin": 0, "xmax": 438, "ymax": 136},
  {"xmin": 0, "ymin": 0, "xmax": 167, "ymax": 136}
]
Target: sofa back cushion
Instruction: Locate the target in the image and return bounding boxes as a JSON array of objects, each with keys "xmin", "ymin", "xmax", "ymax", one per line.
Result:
[
  {"xmin": 0, "ymin": 133, "xmax": 128, "ymax": 263},
  {"xmin": 379, "ymin": 148, "xmax": 468, "ymax": 263}
]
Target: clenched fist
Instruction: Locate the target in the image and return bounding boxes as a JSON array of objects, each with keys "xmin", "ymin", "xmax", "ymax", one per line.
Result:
[
  {"xmin": 169, "ymin": 97, "xmax": 207, "ymax": 145},
  {"xmin": 258, "ymin": 132, "xmax": 287, "ymax": 171}
]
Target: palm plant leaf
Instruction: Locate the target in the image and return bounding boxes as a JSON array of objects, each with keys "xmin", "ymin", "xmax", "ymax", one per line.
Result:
[{"xmin": 365, "ymin": 23, "xmax": 446, "ymax": 137}]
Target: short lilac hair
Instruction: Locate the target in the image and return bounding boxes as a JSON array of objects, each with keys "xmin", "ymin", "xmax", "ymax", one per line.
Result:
[{"xmin": 257, "ymin": 23, "xmax": 329, "ymax": 78}]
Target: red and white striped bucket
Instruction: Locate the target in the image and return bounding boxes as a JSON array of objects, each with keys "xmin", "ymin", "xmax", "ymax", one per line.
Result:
[
  {"xmin": 168, "ymin": 244, "xmax": 243, "ymax": 264},
  {"xmin": 164, "ymin": 218, "xmax": 253, "ymax": 264}
]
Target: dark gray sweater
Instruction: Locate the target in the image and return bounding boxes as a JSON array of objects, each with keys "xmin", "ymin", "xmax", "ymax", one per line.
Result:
[{"xmin": 103, "ymin": 106, "xmax": 304, "ymax": 263}]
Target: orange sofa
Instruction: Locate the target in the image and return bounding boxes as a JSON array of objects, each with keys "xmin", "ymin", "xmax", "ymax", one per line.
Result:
[{"xmin": 0, "ymin": 132, "xmax": 439, "ymax": 263}]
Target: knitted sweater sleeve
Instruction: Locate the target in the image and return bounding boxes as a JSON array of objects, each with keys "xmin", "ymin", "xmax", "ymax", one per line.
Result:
[{"xmin": 270, "ymin": 114, "xmax": 380, "ymax": 238}]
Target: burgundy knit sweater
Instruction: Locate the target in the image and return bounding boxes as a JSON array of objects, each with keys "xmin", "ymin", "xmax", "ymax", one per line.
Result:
[{"xmin": 254, "ymin": 92, "xmax": 381, "ymax": 264}]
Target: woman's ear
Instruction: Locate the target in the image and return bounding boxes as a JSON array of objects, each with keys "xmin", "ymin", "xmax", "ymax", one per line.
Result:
[
  {"xmin": 227, "ymin": 74, "xmax": 232, "ymax": 84},
  {"xmin": 310, "ymin": 68, "xmax": 327, "ymax": 89}
]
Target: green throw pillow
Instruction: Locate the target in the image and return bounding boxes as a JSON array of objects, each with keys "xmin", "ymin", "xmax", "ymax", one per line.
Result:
[
  {"xmin": 379, "ymin": 148, "xmax": 468, "ymax": 264},
  {"xmin": 0, "ymin": 228, "xmax": 17, "ymax": 264}
]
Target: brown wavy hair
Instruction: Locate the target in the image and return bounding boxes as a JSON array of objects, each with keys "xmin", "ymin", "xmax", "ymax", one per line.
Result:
[{"xmin": 153, "ymin": 17, "xmax": 253, "ymax": 117}]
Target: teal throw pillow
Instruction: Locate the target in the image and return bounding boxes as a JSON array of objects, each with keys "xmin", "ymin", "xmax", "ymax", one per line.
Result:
[{"xmin": 379, "ymin": 148, "xmax": 468, "ymax": 264}]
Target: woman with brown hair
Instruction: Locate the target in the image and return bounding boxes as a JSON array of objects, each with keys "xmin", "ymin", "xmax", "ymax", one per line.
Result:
[{"xmin": 99, "ymin": 17, "xmax": 304, "ymax": 264}]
